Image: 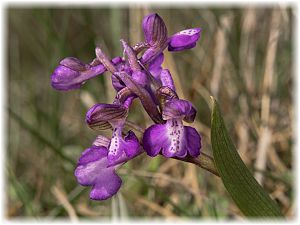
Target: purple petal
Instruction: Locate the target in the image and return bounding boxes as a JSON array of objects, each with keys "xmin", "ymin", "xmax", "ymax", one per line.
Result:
[
  {"xmin": 159, "ymin": 69, "xmax": 175, "ymax": 91},
  {"xmin": 162, "ymin": 99, "xmax": 197, "ymax": 122},
  {"xmin": 123, "ymin": 130, "xmax": 141, "ymax": 158},
  {"xmin": 51, "ymin": 65, "xmax": 82, "ymax": 90},
  {"xmin": 141, "ymin": 46, "xmax": 167, "ymax": 65},
  {"xmin": 132, "ymin": 71, "xmax": 148, "ymax": 87},
  {"xmin": 75, "ymin": 146, "xmax": 108, "ymax": 185},
  {"xmin": 115, "ymin": 72, "xmax": 163, "ymax": 124},
  {"xmin": 111, "ymin": 62, "xmax": 132, "ymax": 91},
  {"xmin": 168, "ymin": 42, "xmax": 196, "ymax": 52},
  {"xmin": 122, "ymin": 95, "xmax": 136, "ymax": 109},
  {"xmin": 168, "ymin": 28, "xmax": 201, "ymax": 52},
  {"xmin": 89, "ymin": 171, "xmax": 122, "ymax": 200},
  {"xmin": 74, "ymin": 146, "xmax": 122, "ymax": 200},
  {"xmin": 143, "ymin": 124, "xmax": 170, "ymax": 157},
  {"xmin": 183, "ymin": 126, "xmax": 201, "ymax": 157},
  {"xmin": 112, "ymin": 74, "xmax": 126, "ymax": 91},
  {"xmin": 149, "ymin": 53, "xmax": 164, "ymax": 78}
]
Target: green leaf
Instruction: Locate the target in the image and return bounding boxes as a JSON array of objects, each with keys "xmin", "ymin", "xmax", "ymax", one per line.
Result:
[{"xmin": 210, "ymin": 97, "xmax": 283, "ymax": 218}]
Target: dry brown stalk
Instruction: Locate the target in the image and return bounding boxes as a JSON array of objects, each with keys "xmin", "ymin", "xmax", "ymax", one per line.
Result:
[
  {"xmin": 254, "ymin": 9, "xmax": 281, "ymax": 184},
  {"xmin": 52, "ymin": 184, "xmax": 79, "ymax": 222},
  {"xmin": 210, "ymin": 13, "xmax": 233, "ymax": 97}
]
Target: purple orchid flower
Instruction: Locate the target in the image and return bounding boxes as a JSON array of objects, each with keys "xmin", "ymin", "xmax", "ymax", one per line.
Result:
[
  {"xmin": 143, "ymin": 98, "xmax": 201, "ymax": 158},
  {"xmin": 51, "ymin": 56, "xmax": 122, "ymax": 91},
  {"xmin": 85, "ymin": 102, "xmax": 142, "ymax": 166},
  {"xmin": 138, "ymin": 13, "xmax": 201, "ymax": 64},
  {"xmin": 51, "ymin": 12, "xmax": 203, "ymax": 201},
  {"xmin": 75, "ymin": 134, "xmax": 140, "ymax": 200}
]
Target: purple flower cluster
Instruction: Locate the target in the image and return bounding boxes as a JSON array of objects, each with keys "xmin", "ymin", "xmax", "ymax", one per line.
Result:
[{"xmin": 51, "ymin": 13, "xmax": 202, "ymax": 200}]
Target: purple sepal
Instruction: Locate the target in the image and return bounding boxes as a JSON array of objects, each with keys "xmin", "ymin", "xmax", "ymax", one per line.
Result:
[
  {"xmin": 149, "ymin": 53, "xmax": 164, "ymax": 78},
  {"xmin": 60, "ymin": 57, "xmax": 87, "ymax": 71},
  {"xmin": 74, "ymin": 146, "xmax": 122, "ymax": 200},
  {"xmin": 162, "ymin": 99, "xmax": 197, "ymax": 122},
  {"xmin": 86, "ymin": 103, "xmax": 127, "ymax": 130},
  {"xmin": 51, "ymin": 57, "xmax": 122, "ymax": 91},
  {"xmin": 159, "ymin": 69, "xmax": 175, "ymax": 91},
  {"xmin": 141, "ymin": 13, "xmax": 168, "ymax": 64},
  {"xmin": 142, "ymin": 13, "xmax": 168, "ymax": 47},
  {"xmin": 168, "ymin": 28, "xmax": 201, "ymax": 52}
]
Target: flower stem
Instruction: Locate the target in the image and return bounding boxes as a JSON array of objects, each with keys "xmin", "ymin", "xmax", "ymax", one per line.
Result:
[{"xmin": 174, "ymin": 153, "xmax": 219, "ymax": 177}]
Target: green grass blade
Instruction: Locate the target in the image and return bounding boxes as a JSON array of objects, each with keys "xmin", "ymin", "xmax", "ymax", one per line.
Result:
[{"xmin": 210, "ymin": 97, "xmax": 283, "ymax": 218}]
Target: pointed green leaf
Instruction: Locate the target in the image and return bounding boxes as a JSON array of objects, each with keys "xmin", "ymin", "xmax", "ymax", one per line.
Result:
[{"xmin": 210, "ymin": 97, "xmax": 283, "ymax": 218}]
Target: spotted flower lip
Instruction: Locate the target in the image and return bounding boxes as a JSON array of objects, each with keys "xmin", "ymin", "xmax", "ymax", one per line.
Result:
[
  {"xmin": 107, "ymin": 130, "xmax": 141, "ymax": 166},
  {"xmin": 143, "ymin": 98, "xmax": 201, "ymax": 158},
  {"xmin": 51, "ymin": 56, "xmax": 122, "ymax": 91},
  {"xmin": 168, "ymin": 28, "xmax": 202, "ymax": 51}
]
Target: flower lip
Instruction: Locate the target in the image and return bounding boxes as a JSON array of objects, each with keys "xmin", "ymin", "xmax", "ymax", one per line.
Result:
[
  {"xmin": 142, "ymin": 119, "xmax": 201, "ymax": 158},
  {"xmin": 162, "ymin": 99, "xmax": 197, "ymax": 122},
  {"xmin": 168, "ymin": 28, "xmax": 201, "ymax": 51},
  {"xmin": 107, "ymin": 129, "xmax": 142, "ymax": 167},
  {"xmin": 74, "ymin": 145, "xmax": 122, "ymax": 200}
]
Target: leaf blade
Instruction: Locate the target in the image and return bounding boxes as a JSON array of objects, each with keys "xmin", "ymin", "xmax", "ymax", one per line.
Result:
[{"xmin": 210, "ymin": 97, "xmax": 283, "ymax": 218}]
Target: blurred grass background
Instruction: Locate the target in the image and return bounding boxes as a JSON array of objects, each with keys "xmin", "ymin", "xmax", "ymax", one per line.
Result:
[{"xmin": 6, "ymin": 5, "xmax": 294, "ymax": 220}]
